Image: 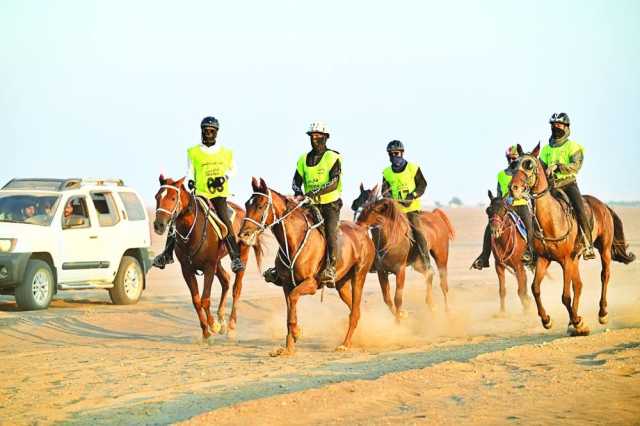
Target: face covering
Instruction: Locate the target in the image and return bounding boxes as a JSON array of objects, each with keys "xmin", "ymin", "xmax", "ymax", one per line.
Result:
[
  {"xmin": 551, "ymin": 127, "xmax": 566, "ymax": 139},
  {"xmin": 390, "ymin": 156, "xmax": 407, "ymax": 172}
]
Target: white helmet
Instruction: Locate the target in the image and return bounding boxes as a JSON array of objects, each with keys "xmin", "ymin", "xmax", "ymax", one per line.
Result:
[{"xmin": 306, "ymin": 121, "xmax": 329, "ymax": 135}]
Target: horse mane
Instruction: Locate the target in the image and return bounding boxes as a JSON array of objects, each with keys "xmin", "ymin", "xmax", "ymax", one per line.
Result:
[{"xmin": 363, "ymin": 198, "xmax": 411, "ymax": 249}]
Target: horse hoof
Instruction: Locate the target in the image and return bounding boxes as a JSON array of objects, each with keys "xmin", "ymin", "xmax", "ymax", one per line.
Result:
[
  {"xmin": 293, "ymin": 327, "xmax": 303, "ymax": 342},
  {"xmin": 218, "ymin": 320, "xmax": 228, "ymax": 335},
  {"xmin": 398, "ymin": 310, "xmax": 409, "ymax": 320},
  {"xmin": 542, "ymin": 318, "xmax": 553, "ymax": 329},
  {"xmin": 210, "ymin": 321, "xmax": 222, "ymax": 334},
  {"xmin": 269, "ymin": 347, "xmax": 294, "ymax": 357},
  {"xmin": 571, "ymin": 325, "xmax": 590, "ymax": 337},
  {"xmin": 335, "ymin": 344, "xmax": 349, "ymax": 352},
  {"xmin": 226, "ymin": 328, "xmax": 237, "ymax": 340},
  {"xmin": 599, "ymin": 315, "xmax": 608, "ymax": 325},
  {"xmin": 567, "ymin": 323, "xmax": 575, "ymax": 335}
]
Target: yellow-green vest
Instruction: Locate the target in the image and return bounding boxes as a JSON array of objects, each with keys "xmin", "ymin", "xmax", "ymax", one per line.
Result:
[
  {"xmin": 497, "ymin": 170, "xmax": 527, "ymax": 206},
  {"xmin": 540, "ymin": 139, "xmax": 584, "ymax": 182},
  {"xmin": 383, "ymin": 162, "xmax": 422, "ymax": 213},
  {"xmin": 188, "ymin": 145, "xmax": 233, "ymax": 198},
  {"xmin": 296, "ymin": 150, "xmax": 342, "ymax": 205}
]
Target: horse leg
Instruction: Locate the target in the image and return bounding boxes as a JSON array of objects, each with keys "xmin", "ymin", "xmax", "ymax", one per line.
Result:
[
  {"xmin": 272, "ymin": 278, "xmax": 316, "ymax": 356},
  {"xmin": 180, "ymin": 265, "xmax": 210, "ymax": 340},
  {"xmin": 394, "ymin": 268, "xmax": 407, "ymax": 322},
  {"xmin": 598, "ymin": 247, "xmax": 612, "ymax": 324},
  {"xmin": 495, "ymin": 262, "xmax": 507, "ymax": 314},
  {"xmin": 201, "ymin": 263, "xmax": 219, "ymax": 336},
  {"xmin": 514, "ymin": 263, "xmax": 531, "ymax": 313},
  {"xmin": 531, "ymin": 256, "xmax": 553, "ymax": 329},
  {"xmin": 432, "ymin": 246, "xmax": 450, "ymax": 312},
  {"xmin": 214, "ymin": 261, "xmax": 230, "ymax": 334},
  {"xmin": 570, "ymin": 262, "xmax": 590, "ymax": 336},
  {"xmin": 560, "ymin": 260, "xmax": 576, "ymax": 333},
  {"xmin": 377, "ymin": 270, "xmax": 394, "ymax": 316},
  {"xmin": 422, "ymin": 264, "xmax": 435, "ymax": 311},
  {"xmin": 229, "ymin": 245, "xmax": 249, "ymax": 331},
  {"xmin": 337, "ymin": 265, "xmax": 366, "ymax": 351}
]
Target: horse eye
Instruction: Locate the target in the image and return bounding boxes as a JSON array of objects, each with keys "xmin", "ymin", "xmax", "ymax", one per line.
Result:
[{"xmin": 523, "ymin": 160, "xmax": 534, "ymax": 171}]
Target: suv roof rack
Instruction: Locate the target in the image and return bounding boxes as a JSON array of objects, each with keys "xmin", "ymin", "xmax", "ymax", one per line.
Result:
[{"xmin": 2, "ymin": 178, "xmax": 125, "ymax": 191}]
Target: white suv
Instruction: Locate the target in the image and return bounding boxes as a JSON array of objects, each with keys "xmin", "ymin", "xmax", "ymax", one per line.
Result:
[{"xmin": 0, "ymin": 178, "xmax": 151, "ymax": 310}]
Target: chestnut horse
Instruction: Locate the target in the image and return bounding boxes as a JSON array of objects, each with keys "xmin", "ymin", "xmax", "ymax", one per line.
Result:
[
  {"xmin": 153, "ymin": 175, "xmax": 262, "ymax": 340},
  {"xmin": 510, "ymin": 144, "xmax": 635, "ymax": 335},
  {"xmin": 352, "ymin": 185, "xmax": 455, "ymax": 320},
  {"xmin": 486, "ymin": 190, "xmax": 531, "ymax": 314},
  {"xmin": 238, "ymin": 178, "xmax": 375, "ymax": 356}
]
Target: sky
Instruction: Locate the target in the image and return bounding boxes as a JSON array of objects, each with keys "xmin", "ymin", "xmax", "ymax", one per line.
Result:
[{"xmin": 1, "ymin": 0, "xmax": 639, "ymax": 207}]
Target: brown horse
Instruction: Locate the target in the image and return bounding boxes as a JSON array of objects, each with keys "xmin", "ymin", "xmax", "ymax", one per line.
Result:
[
  {"xmin": 153, "ymin": 175, "xmax": 262, "ymax": 340},
  {"xmin": 510, "ymin": 144, "xmax": 635, "ymax": 335},
  {"xmin": 238, "ymin": 178, "xmax": 375, "ymax": 355},
  {"xmin": 486, "ymin": 190, "xmax": 531, "ymax": 314},
  {"xmin": 353, "ymin": 185, "xmax": 455, "ymax": 320}
]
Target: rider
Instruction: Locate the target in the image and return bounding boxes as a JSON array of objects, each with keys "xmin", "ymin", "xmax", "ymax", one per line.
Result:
[
  {"xmin": 264, "ymin": 121, "xmax": 343, "ymax": 285},
  {"xmin": 152, "ymin": 116, "xmax": 246, "ymax": 273},
  {"xmin": 381, "ymin": 140, "xmax": 431, "ymax": 269},
  {"xmin": 471, "ymin": 145, "xmax": 534, "ymax": 270},
  {"xmin": 541, "ymin": 112, "xmax": 595, "ymax": 260}
]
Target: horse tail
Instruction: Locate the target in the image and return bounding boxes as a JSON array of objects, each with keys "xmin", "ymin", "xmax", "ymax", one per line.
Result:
[
  {"xmin": 433, "ymin": 208, "xmax": 456, "ymax": 240},
  {"xmin": 607, "ymin": 206, "xmax": 636, "ymax": 264}
]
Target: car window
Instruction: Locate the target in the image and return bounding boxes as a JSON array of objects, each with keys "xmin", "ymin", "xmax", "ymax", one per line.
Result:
[
  {"xmin": 62, "ymin": 196, "xmax": 91, "ymax": 229},
  {"xmin": 91, "ymin": 192, "xmax": 121, "ymax": 227},
  {"xmin": 117, "ymin": 191, "xmax": 146, "ymax": 221},
  {"xmin": 0, "ymin": 193, "xmax": 60, "ymax": 226}
]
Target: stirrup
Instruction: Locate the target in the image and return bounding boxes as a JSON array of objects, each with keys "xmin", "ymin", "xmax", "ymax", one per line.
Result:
[
  {"xmin": 319, "ymin": 266, "xmax": 336, "ymax": 286},
  {"xmin": 471, "ymin": 256, "xmax": 489, "ymax": 270},
  {"xmin": 231, "ymin": 257, "xmax": 245, "ymax": 273},
  {"xmin": 263, "ymin": 267, "xmax": 281, "ymax": 285},
  {"xmin": 582, "ymin": 246, "xmax": 596, "ymax": 260},
  {"xmin": 152, "ymin": 253, "xmax": 173, "ymax": 269}
]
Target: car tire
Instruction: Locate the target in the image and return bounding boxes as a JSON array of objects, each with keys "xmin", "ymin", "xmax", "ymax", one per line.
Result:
[
  {"xmin": 109, "ymin": 255, "xmax": 143, "ymax": 305},
  {"xmin": 15, "ymin": 259, "xmax": 55, "ymax": 310}
]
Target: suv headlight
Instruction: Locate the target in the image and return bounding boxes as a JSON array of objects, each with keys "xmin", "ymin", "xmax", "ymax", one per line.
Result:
[{"xmin": 0, "ymin": 239, "xmax": 16, "ymax": 252}]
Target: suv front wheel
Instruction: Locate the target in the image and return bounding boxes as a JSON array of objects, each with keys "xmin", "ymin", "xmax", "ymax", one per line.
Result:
[
  {"xmin": 15, "ymin": 259, "xmax": 55, "ymax": 310},
  {"xmin": 109, "ymin": 255, "xmax": 144, "ymax": 305}
]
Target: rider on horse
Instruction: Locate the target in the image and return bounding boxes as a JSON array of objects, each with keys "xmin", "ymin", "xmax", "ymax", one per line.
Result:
[
  {"xmin": 381, "ymin": 140, "xmax": 431, "ymax": 269},
  {"xmin": 471, "ymin": 145, "xmax": 535, "ymax": 269},
  {"xmin": 152, "ymin": 116, "xmax": 246, "ymax": 273},
  {"xmin": 541, "ymin": 112, "xmax": 595, "ymax": 260}
]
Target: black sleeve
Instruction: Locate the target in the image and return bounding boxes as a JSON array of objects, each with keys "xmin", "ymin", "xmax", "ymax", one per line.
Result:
[
  {"xmin": 413, "ymin": 167, "xmax": 427, "ymax": 198},
  {"xmin": 292, "ymin": 169, "xmax": 304, "ymax": 196}
]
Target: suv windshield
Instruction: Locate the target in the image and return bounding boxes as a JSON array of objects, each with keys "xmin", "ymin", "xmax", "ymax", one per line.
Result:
[{"xmin": 0, "ymin": 193, "xmax": 61, "ymax": 226}]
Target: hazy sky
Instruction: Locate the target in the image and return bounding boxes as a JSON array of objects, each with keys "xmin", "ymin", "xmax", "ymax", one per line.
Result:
[{"xmin": 2, "ymin": 0, "xmax": 639, "ymax": 207}]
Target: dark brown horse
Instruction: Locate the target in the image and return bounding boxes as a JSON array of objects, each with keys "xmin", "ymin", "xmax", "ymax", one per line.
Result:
[
  {"xmin": 486, "ymin": 190, "xmax": 531, "ymax": 314},
  {"xmin": 510, "ymin": 144, "xmax": 635, "ymax": 335},
  {"xmin": 153, "ymin": 175, "xmax": 262, "ymax": 340},
  {"xmin": 353, "ymin": 185, "xmax": 455, "ymax": 320},
  {"xmin": 238, "ymin": 178, "xmax": 375, "ymax": 355}
]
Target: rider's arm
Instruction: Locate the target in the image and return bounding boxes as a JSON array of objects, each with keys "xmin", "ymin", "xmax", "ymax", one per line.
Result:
[
  {"xmin": 292, "ymin": 170, "xmax": 304, "ymax": 197},
  {"xmin": 186, "ymin": 153, "xmax": 195, "ymax": 183},
  {"xmin": 411, "ymin": 167, "xmax": 427, "ymax": 199},
  {"xmin": 381, "ymin": 178, "xmax": 391, "ymax": 197},
  {"xmin": 306, "ymin": 160, "xmax": 341, "ymax": 197},
  {"xmin": 557, "ymin": 150, "xmax": 584, "ymax": 176}
]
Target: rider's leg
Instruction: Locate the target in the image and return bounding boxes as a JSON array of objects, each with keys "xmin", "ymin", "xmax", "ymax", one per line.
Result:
[
  {"xmin": 211, "ymin": 197, "xmax": 246, "ymax": 272},
  {"xmin": 562, "ymin": 181, "xmax": 595, "ymax": 259},
  {"xmin": 471, "ymin": 223, "xmax": 491, "ymax": 270},
  {"xmin": 152, "ymin": 226, "xmax": 176, "ymax": 269},
  {"xmin": 514, "ymin": 204, "xmax": 536, "ymax": 264},
  {"xmin": 319, "ymin": 200, "xmax": 341, "ymax": 283},
  {"xmin": 407, "ymin": 211, "xmax": 431, "ymax": 269}
]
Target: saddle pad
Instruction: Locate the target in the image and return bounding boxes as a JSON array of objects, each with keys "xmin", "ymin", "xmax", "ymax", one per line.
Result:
[
  {"xmin": 508, "ymin": 211, "xmax": 528, "ymax": 242},
  {"xmin": 195, "ymin": 197, "xmax": 229, "ymax": 239}
]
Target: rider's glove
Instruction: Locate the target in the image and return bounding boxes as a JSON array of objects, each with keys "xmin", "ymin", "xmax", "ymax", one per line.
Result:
[{"xmin": 188, "ymin": 180, "xmax": 195, "ymax": 190}]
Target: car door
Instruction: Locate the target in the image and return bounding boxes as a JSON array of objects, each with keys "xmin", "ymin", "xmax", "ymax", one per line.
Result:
[
  {"xmin": 89, "ymin": 191, "xmax": 123, "ymax": 281},
  {"xmin": 58, "ymin": 195, "xmax": 106, "ymax": 283}
]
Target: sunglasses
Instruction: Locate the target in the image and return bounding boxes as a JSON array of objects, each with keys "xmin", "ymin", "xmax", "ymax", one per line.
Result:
[{"xmin": 389, "ymin": 151, "xmax": 403, "ymax": 157}]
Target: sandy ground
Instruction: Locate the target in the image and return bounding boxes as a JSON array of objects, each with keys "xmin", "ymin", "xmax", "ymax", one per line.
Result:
[{"xmin": 1, "ymin": 207, "xmax": 639, "ymax": 425}]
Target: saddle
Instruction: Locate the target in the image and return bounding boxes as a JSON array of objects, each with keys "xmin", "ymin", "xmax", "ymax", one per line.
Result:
[
  {"xmin": 507, "ymin": 211, "xmax": 528, "ymax": 241},
  {"xmin": 194, "ymin": 196, "xmax": 236, "ymax": 239},
  {"xmin": 550, "ymin": 188, "xmax": 594, "ymax": 229}
]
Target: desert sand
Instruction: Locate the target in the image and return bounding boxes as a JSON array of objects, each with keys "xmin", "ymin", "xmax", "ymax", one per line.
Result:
[{"xmin": 1, "ymin": 207, "xmax": 638, "ymax": 425}]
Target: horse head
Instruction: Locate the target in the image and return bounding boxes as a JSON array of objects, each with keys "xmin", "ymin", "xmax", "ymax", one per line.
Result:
[
  {"xmin": 351, "ymin": 183, "xmax": 379, "ymax": 221},
  {"xmin": 510, "ymin": 143, "xmax": 546, "ymax": 200},
  {"xmin": 487, "ymin": 190, "xmax": 511, "ymax": 239},
  {"xmin": 238, "ymin": 177, "xmax": 286, "ymax": 246},
  {"xmin": 356, "ymin": 198, "xmax": 410, "ymax": 249},
  {"xmin": 153, "ymin": 174, "xmax": 188, "ymax": 235}
]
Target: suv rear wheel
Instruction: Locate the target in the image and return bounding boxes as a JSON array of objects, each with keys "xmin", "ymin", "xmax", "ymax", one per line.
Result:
[
  {"xmin": 109, "ymin": 255, "xmax": 143, "ymax": 305},
  {"xmin": 15, "ymin": 259, "xmax": 55, "ymax": 310}
]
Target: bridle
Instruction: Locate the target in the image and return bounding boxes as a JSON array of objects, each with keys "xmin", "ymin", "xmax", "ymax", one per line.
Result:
[
  {"xmin": 155, "ymin": 184, "xmax": 200, "ymax": 243},
  {"xmin": 489, "ymin": 204, "xmax": 518, "ymax": 264},
  {"xmin": 242, "ymin": 190, "xmax": 322, "ymax": 286}
]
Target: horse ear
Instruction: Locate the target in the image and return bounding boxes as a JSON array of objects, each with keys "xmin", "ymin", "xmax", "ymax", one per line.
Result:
[
  {"xmin": 488, "ymin": 190, "xmax": 494, "ymax": 201},
  {"xmin": 251, "ymin": 177, "xmax": 259, "ymax": 191},
  {"xmin": 372, "ymin": 184, "xmax": 379, "ymax": 196},
  {"xmin": 159, "ymin": 174, "xmax": 165, "ymax": 184},
  {"xmin": 259, "ymin": 177, "xmax": 267, "ymax": 191},
  {"xmin": 359, "ymin": 182, "xmax": 364, "ymax": 192},
  {"xmin": 176, "ymin": 176, "xmax": 186, "ymax": 187},
  {"xmin": 517, "ymin": 144, "xmax": 524, "ymax": 156},
  {"xmin": 532, "ymin": 142, "xmax": 541, "ymax": 158}
]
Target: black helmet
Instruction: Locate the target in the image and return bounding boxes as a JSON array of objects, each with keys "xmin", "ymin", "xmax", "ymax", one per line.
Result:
[
  {"xmin": 549, "ymin": 112, "xmax": 570, "ymax": 126},
  {"xmin": 201, "ymin": 116, "xmax": 219, "ymax": 129},
  {"xmin": 386, "ymin": 140, "xmax": 405, "ymax": 152}
]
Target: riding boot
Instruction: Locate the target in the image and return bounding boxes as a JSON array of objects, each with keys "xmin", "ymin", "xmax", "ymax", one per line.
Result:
[
  {"xmin": 471, "ymin": 224, "xmax": 491, "ymax": 270},
  {"xmin": 563, "ymin": 182, "xmax": 595, "ymax": 260},
  {"xmin": 515, "ymin": 205, "xmax": 536, "ymax": 267},
  {"xmin": 408, "ymin": 212, "xmax": 431, "ymax": 270},
  {"xmin": 152, "ymin": 231, "xmax": 176, "ymax": 269},
  {"xmin": 263, "ymin": 267, "xmax": 282, "ymax": 286},
  {"xmin": 319, "ymin": 201, "xmax": 340, "ymax": 285},
  {"xmin": 224, "ymin": 234, "xmax": 246, "ymax": 273}
]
